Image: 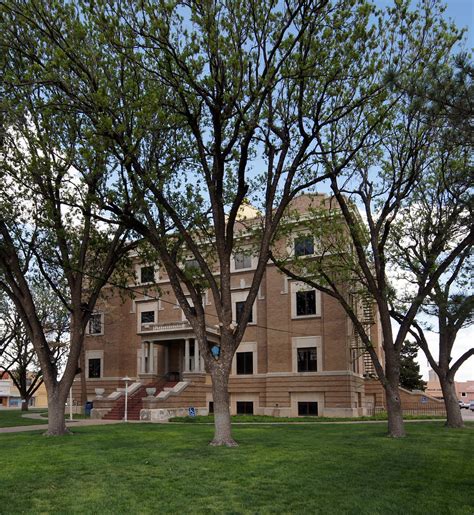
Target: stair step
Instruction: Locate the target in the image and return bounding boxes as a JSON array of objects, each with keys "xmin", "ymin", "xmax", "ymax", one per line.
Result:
[{"xmin": 102, "ymin": 380, "xmax": 175, "ymax": 420}]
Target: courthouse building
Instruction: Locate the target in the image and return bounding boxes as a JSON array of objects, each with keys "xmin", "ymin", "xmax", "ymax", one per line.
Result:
[{"xmin": 77, "ymin": 195, "xmax": 387, "ymax": 420}]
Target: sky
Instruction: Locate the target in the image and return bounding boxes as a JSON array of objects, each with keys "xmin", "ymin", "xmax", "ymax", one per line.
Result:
[{"xmin": 376, "ymin": 0, "xmax": 474, "ymax": 49}]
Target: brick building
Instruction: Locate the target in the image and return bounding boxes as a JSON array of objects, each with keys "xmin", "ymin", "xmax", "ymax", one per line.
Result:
[{"xmin": 78, "ymin": 194, "xmax": 387, "ymax": 420}]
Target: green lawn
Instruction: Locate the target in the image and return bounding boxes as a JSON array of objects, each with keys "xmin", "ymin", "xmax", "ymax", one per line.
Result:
[
  {"xmin": 0, "ymin": 409, "xmax": 48, "ymax": 427},
  {"xmin": 0, "ymin": 422, "xmax": 472, "ymax": 514},
  {"xmin": 170, "ymin": 413, "xmax": 445, "ymax": 423}
]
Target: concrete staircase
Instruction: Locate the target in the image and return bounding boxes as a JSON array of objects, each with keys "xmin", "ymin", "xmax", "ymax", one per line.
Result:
[{"xmin": 103, "ymin": 381, "xmax": 177, "ymax": 421}]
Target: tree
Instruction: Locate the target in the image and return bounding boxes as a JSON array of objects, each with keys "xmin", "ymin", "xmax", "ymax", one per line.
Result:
[
  {"xmin": 1, "ymin": 0, "xmax": 461, "ymax": 443},
  {"xmin": 0, "ymin": 76, "xmax": 137, "ymax": 434},
  {"xmin": 270, "ymin": 6, "xmax": 470, "ymax": 436},
  {"xmin": 399, "ymin": 341, "xmax": 426, "ymax": 392},
  {"xmin": 0, "ymin": 288, "xmax": 69, "ymax": 411},
  {"xmin": 391, "ymin": 206, "xmax": 473, "ymax": 427},
  {"xmin": 387, "ymin": 50, "xmax": 473, "ymax": 427},
  {"xmin": 1, "ymin": 0, "xmax": 399, "ymax": 445}
]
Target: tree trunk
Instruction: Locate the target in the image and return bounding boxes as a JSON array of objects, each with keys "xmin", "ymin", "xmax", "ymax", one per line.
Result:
[
  {"xmin": 209, "ymin": 366, "xmax": 237, "ymax": 447},
  {"xmin": 439, "ymin": 376, "xmax": 464, "ymax": 428},
  {"xmin": 21, "ymin": 399, "xmax": 29, "ymax": 412},
  {"xmin": 45, "ymin": 389, "xmax": 69, "ymax": 436},
  {"xmin": 79, "ymin": 347, "xmax": 88, "ymax": 412},
  {"xmin": 385, "ymin": 382, "xmax": 406, "ymax": 438}
]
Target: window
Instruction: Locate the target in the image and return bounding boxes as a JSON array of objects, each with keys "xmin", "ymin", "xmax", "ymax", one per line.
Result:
[
  {"xmin": 297, "ymin": 347, "xmax": 317, "ymax": 372},
  {"xmin": 235, "ymin": 301, "xmax": 253, "ymax": 324},
  {"xmin": 294, "ymin": 236, "xmax": 314, "ymax": 256},
  {"xmin": 185, "ymin": 259, "xmax": 199, "ymax": 271},
  {"xmin": 296, "ymin": 290, "xmax": 316, "ymax": 316},
  {"xmin": 140, "ymin": 266, "xmax": 155, "ymax": 284},
  {"xmin": 208, "ymin": 401, "xmax": 214, "ymax": 414},
  {"xmin": 236, "ymin": 352, "xmax": 253, "ymax": 375},
  {"xmin": 234, "ymin": 253, "xmax": 252, "ymax": 270},
  {"xmin": 461, "ymin": 392, "xmax": 466, "ymax": 397},
  {"xmin": 236, "ymin": 401, "xmax": 254, "ymax": 415},
  {"xmin": 298, "ymin": 401, "xmax": 318, "ymax": 416},
  {"xmin": 141, "ymin": 311, "xmax": 155, "ymax": 324},
  {"xmin": 88, "ymin": 358, "xmax": 101, "ymax": 379},
  {"xmin": 88, "ymin": 313, "xmax": 103, "ymax": 335}
]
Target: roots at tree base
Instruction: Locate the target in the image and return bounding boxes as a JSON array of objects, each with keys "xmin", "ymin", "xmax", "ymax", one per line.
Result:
[
  {"xmin": 43, "ymin": 428, "xmax": 73, "ymax": 437},
  {"xmin": 209, "ymin": 438, "xmax": 239, "ymax": 447}
]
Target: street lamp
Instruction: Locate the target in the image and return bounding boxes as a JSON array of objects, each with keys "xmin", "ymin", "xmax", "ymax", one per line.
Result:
[{"xmin": 122, "ymin": 376, "xmax": 132, "ymax": 422}]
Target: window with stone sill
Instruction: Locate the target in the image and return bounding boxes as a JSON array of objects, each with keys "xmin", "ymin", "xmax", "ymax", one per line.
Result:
[
  {"xmin": 234, "ymin": 252, "xmax": 252, "ymax": 270},
  {"xmin": 235, "ymin": 301, "xmax": 253, "ymax": 324},
  {"xmin": 88, "ymin": 358, "xmax": 101, "ymax": 379},
  {"xmin": 294, "ymin": 236, "xmax": 314, "ymax": 257},
  {"xmin": 236, "ymin": 351, "xmax": 254, "ymax": 375},
  {"xmin": 88, "ymin": 313, "xmax": 103, "ymax": 335},
  {"xmin": 296, "ymin": 290, "xmax": 316, "ymax": 316},
  {"xmin": 141, "ymin": 311, "xmax": 155, "ymax": 324},
  {"xmin": 297, "ymin": 347, "xmax": 317, "ymax": 372},
  {"xmin": 140, "ymin": 265, "xmax": 155, "ymax": 284}
]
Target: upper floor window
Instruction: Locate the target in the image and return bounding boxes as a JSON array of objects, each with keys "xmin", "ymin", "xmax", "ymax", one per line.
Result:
[
  {"xmin": 236, "ymin": 352, "xmax": 254, "ymax": 375},
  {"xmin": 141, "ymin": 311, "xmax": 155, "ymax": 324},
  {"xmin": 140, "ymin": 266, "xmax": 155, "ymax": 284},
  {"xmin": 296, "ymin": 290, "xmax": 316, "ymax": 316},
  {"xmin": 88, "ymin": 313, "xmax": 103, "ymax": 335},
  {"xmin": 297, "ymin": 347, "xmax": 317, "ymax": 372},
  {"xmin": 185, "ymin": 259, "xmax": 199, "ymax": 271},
  {"xmin": 88, "ymin": 358, "xmax": 101, "ymax": 378},
  {"xmin": 294, "ymin": 236, "xmax": 314, "ymax": 257},
  {"xmin": 292, "ymin": 336, "xmax": 322, "ymax": 373},
  {"xmin": 235, "ymin": 301, "xmax": 253, "ymax": 324},
  {"xmin": 234, "ymin": 253, "xmax": 252, "ymax": 270}
]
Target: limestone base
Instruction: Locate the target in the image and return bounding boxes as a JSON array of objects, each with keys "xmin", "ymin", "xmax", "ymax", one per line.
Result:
[{"xmin": 140, "ymin": 407, "xmax": 209, "ymax": 422}]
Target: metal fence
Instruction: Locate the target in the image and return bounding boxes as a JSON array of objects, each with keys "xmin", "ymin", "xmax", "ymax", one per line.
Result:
[{"xmin": 370, "ymin": 404, "xmax": 447, "ymax": 417}]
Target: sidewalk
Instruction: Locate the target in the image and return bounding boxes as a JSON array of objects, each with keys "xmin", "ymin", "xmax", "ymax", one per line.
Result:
[{"xmin": 0, "ymin": 418, "xmax": 124, "ymax": 434}]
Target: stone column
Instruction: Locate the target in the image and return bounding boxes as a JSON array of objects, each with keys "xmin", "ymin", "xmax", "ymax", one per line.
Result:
[
  {"xmin": 141, "ymin": 341, "xmax": 146, "ymax": 374},
  {"xmin": 184, "ymin": 339, "xmax": 190, "ymax": 373},
  {"xmin": 194, "ymin": 340, "xmax": 200, "ymax": 372},
  {"xmin": 149, "ymin": 341, "xmax": 154, "ymax": 374}
]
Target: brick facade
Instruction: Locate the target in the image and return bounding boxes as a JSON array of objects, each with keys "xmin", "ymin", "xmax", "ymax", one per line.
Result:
[{"xmin": 77, "ymin": 194, "xmax": 385, "ymax": 418}]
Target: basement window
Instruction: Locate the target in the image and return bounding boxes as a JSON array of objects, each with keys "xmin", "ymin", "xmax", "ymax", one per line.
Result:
[
  {"xmin": 236, "ymin": 401, "xmax": 254, "ymax": 415},
  {"xmin": 298, "ymin": 402, "xmax": 318, "ymax": 416}
]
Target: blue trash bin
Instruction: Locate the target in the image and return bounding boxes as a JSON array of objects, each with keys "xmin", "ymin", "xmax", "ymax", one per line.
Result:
[{"xmin": 85, "ymin": 401, "xmax": 93, "ymax": 417}]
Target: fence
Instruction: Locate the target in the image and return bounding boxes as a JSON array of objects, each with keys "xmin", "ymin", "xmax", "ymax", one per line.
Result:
[{"xmin": 370, "ymin": 404, "xmax": 446, "ymax": 417}]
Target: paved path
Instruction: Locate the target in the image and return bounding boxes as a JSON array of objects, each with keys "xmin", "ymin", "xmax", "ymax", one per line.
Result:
[
  {"xmin": 0, "ymin": 418, "xmax": 124, "ymax": 434},
  {"xmin": 2, "ymin": 418, "xmax": 466, "ymax": 434}
]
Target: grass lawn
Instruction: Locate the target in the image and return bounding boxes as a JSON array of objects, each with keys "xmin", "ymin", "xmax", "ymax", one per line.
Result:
[
  {"xmin": 0, "ymin": 409, "xmax": 48, "ymax": 427},
  {"xmin": 0, "ymin": 410, "xmax": 86, "ymax": 428},
  {"xmin": 0, "ymin": 422, "xmax": 472, "ymax": 514},
  {"xmin": 170, "ymin": 413, "xmax": 445, "ymax": 423}
]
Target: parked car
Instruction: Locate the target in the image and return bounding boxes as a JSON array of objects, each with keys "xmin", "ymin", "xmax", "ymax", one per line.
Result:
[
  {"xmin": 469, "ymin": 401, "xmax": 474, "ymax": 412},
  {"xmin": 459, "ymin": 400, "xmax": 470, "ymax": 409}
]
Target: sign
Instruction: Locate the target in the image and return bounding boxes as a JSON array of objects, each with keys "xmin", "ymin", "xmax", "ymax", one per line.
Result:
[
  {"xmin": 188, "ymin": 407, "xmax": 196, "ymax": 417},
  {"xmin": 421, "ymin": 396, "xmax": 428, "ymax": 404}
]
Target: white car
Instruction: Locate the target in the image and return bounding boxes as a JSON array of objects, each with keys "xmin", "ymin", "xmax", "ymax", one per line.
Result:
[{"xmin": 459, "ymin": 400, "xmax": 470, "ymax": 409}]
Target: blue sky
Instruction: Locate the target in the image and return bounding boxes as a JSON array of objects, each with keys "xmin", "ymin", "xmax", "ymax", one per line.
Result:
[{"xmin": 376, "ymin": 0, "xmax": 473, "ymax": 48}]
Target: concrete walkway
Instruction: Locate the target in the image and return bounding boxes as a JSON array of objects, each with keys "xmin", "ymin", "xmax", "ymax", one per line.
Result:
[
  {"xmin": 0, "ymin": 417, "xmax": 124, "ymax": 434},
  {"xmin": 1, "ymin": 417, "xmax": 461, "ymax": 434}
]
